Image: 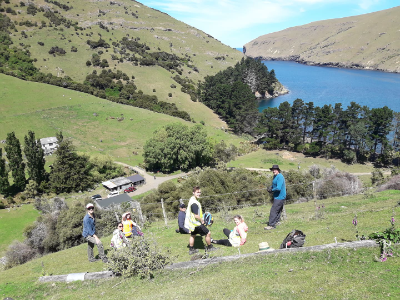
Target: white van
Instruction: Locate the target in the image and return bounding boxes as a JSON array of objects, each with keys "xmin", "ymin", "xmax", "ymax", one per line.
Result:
[{"xmin": 107, "ymin": 191, "xmax": 119, "ymax": 198}]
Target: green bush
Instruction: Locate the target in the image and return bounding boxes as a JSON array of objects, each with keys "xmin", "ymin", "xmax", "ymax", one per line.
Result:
[{"xmin": 107, "ymin": 237, "xmax": 170, "ymax": 278}]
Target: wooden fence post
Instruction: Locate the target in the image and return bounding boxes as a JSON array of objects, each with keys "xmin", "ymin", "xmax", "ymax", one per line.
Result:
[
  {"xmin": 179, "ymin": 198, "xmax": 184, "ymax": 205},
  {"xmin": 161, "ymin": 198, "xmax": 168, "ymax": 226},
  {"xmin": 114, "ymin": 212, "xmax": 120, "ymax": 223},
  {"xmin": 131, "ymin": 201, "xmax": 144, "ymax": 227}
]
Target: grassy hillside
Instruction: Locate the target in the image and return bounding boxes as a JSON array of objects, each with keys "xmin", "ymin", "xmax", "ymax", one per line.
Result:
[
  {"xmin": 244, "ymin": 6, "xmax": 400, "ymax": 73},
  {"xmin": 0, "ymin": 190, "xmax": 399, "ymax": 298},
  {"xmin": 1, "ymin": 0, "xmax": 244, "ymax": 122},
  {"xmin": 0, "ymin": 74, "xmax": 244, "ymax": 166}
]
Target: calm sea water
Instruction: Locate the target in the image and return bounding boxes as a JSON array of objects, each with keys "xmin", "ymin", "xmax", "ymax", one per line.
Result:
[{"xmin": 258, "ymin": 61, "xmax": 400, "ymax": 112}]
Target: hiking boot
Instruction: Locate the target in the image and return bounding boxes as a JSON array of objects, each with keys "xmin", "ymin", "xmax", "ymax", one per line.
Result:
[
  {"xmin": 175, "ymin": 229, "xmax": 179, "ymax": 233},
  {"xmin": 89, "ymin": 258, "xmax": 100, "ymax": 263},
  {"xmin": 206, "ymin": 245, "xmax": 218, "ymax": 252},
  {"xmin": 189, "ymin": 248, "xmax": 199, "ymax": 255},
  {"xmin": 264, "ymin": 226, "xmax": 276, "ymax": 230}
]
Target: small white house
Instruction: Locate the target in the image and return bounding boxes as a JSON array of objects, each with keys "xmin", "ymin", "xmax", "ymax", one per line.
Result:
[{"xmin": 40, "ymin": 137, "xmax": 59, "ymax": 155}]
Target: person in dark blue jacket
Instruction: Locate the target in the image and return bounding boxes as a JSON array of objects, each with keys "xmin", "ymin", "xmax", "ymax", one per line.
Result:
[
  {"xmin": 265, "ymin": 165, "xmax": 286, "ymax": 230},
  {"xmin": 175, "ymin": 203, "xmax": 190, "ymax": 234},
  {"xmin": 82, "ymin": 203, "xmax": 108, "ymax": 262}
]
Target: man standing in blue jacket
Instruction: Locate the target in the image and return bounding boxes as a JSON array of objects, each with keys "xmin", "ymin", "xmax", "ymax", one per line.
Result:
[
  {"xmin": 265, "ymin": 165, "xmax": 286, "ymax": 230},
  {"xmin": 82, "ymin": 203, "xmax": 108, "ymax": 262}
]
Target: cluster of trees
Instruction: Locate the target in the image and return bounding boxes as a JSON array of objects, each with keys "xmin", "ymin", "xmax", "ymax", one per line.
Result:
[
  {"xmin": 256, "ymin": 99, "xmax": 397, "ymax": 165},
  {"xmin": 198, "ymin": 57, "xmax": 277, "ymax": 134},
  {"xmin": 0, "ymin": 131, "xmax": 125, "ymax": 200},
  {"xmin": 143, "ymin": 123, "xmax": 239, "ymax": 173}
]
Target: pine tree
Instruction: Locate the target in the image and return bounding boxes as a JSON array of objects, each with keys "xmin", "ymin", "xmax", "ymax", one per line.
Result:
[
  {"xmin": 0, "ymin": 148, "xmax": 10, "ymax": 194},
  {"xmin": 24, "ymin": 131, "xmax": 46, "ymax": 186},
  {"xmin": 49, "ymin": 139, "xmax": 94, "ymax": 193},
  {"xmin": 5, "ymin": 132, "xmax": 26, "ymax": 190}
]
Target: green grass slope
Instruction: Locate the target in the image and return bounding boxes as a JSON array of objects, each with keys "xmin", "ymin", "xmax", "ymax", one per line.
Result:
[
  {"xmin": 0, "ymin": 74, "xmax": 244, "ymax": 166},
  {"xmin": 1, "ymin": 190, "xmax": 399, "ymax": 298},
  {"xmin": 0, "ymin": 204, "xmax": 39, "ymax": 256},
  {"xmin": 244, "ymin": 6, "xmax": 400, "ymax": 73},
  {"xmin": 1, "ymin": 0, "xmax": 244, "ymax": 124}
]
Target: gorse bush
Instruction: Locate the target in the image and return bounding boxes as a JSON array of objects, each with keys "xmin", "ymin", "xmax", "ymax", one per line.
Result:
[{"xmin": 107, "ymin": 237, "xmax": 170, "ymax": 279}]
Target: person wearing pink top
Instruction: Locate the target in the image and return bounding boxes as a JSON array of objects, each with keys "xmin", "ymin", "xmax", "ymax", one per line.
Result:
[{"xmin": 211, "ymin": 215, "xmax": 248, "ymax": 247}]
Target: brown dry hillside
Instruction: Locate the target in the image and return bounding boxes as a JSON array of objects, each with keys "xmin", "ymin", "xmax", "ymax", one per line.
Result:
[{"xmin": 244, "ymin": 6, "xmax": 400, "ymax": 73}]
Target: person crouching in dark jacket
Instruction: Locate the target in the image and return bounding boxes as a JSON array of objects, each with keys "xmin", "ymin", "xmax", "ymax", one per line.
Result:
[{"xmin": 176, "ymin": 203, "xmax": 190, "ymax": 234}]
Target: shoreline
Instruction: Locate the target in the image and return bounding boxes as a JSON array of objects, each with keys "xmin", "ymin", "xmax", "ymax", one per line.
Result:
[{"xmin": 251, "ymin": 56, "xmax": 400, "ymax": 75}]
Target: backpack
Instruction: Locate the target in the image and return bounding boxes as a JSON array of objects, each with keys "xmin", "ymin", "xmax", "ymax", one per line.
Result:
[
  {"xmin": 203, "ymin": 212, "xmax": 213, "ymax": 226},
  {"xmin": 279, "ymin": 229, "xmax": 306, "ymax": 249}
]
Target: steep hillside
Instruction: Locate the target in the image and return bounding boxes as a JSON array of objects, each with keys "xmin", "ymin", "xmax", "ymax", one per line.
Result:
[
  {"xmin": 0, "ymin": 0, "xmax": 245, "ymax": 126},
  {"xmin": 244, "ymin": 6, "xmax": 400, "ymax": 73},
  {"xmin": 0, "ymin": 74, "xmax": 244, "ymax": 166}
]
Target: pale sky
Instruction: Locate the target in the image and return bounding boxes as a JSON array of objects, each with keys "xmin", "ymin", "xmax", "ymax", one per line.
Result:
[{"xmin": 139, "ymin": 0, "xmax": 399, "ymax": 47}]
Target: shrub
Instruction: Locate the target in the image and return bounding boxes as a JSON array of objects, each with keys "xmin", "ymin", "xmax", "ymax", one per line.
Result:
[
  {"xmin": 107, "ymin": 237, "xmax": 170, "ymax": 278},
  {"xmin": 56, "ymin": 202, "xmax": 85, "ymax": 249},
  {"xmin": 4, "ymin": 241, "xmax": 37, "ymax": 269},
  {"xmin": 316, "ymin": 171, "xmax": 363, "ymax": 199},
  {"xmin": 376, "ymin": 175, "xmax": 400, "ymax": 192},
  {"xmin": 168, "ymin": 93, "xmax": 172, "ymax": 97},
  {"xmin": 372, "ymin": 170, "xmax": 384, "ymax": 185}
]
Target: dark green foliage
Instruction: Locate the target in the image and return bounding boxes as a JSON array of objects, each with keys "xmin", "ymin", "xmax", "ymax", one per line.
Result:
[
  {"xmin": 24, "ymin": 131, "xmax": 46, "ymax": 186},
  {"xmin": 198, "ymin": 58, "xmax": 272, "ymax": 134},
  {"xmin": 87, "ymin": 38, "xmax": 110, "ymax": 49},
  {"xmin": 107, "ymin": 237, "xmax": 170, "ymax": 279},
  {"xmin": 5, "ymin": 132, "xmax": 25, "ymax": 190},
  {"xmin": 283, "ymin": 170, "xmax": 314, "ymax": 203},
  {"xmin": 213, "ymin": 140, "xmax": 237, "ymax": 163},
  {"xmin": 173, "ymin": 75, "xmax": 197, "ymax": 101},
  {"xmin": 70, "ymin": 46, "xmax": 77, "ymax": 52},
  {"xmin": 26, "ymin": 4, "xmax": 38, "ymax": 16},
  {"xmin": 56, "ymin": 202, "xmax": 85, "ymax": 249},
  {"xmin": 0, "ymin": 148, "xmax": 10, "ymax": 194},
  {"xmin": 44, "ymin": 0, "xmax": 72, "ymax": 11},
  {"xmin": 49, "ymin": 139, "xmax": 95, "ymax": 194},
  {"xmin": 143, "ymin": 123, "xmax": 213, "ymax": 172},
  {"xmin": 43, "ymin": 10, "xmax": 77, "ymax": 28}
]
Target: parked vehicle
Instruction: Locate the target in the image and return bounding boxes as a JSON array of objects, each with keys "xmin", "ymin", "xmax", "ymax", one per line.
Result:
[
  {"xmin": 91, "ymin": 194, "xmax": 102, "ymax": 200},
  {"xmin": 107, "ymin": 191, "xmax": 119, "ymax": 198},
  {"xmin": 124, "ymin": 186, "xmax": 136, "ymax": 193}
]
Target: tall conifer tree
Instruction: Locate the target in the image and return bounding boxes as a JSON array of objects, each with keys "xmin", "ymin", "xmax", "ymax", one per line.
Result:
[
  {"xmin": 5, "ymin": 132, "xmax": 26, "ymax": 190},
  {"xmin": 24, "ymin": 131, "xmax": 46, "ymax": 186},
  {"xmin": 0, "ymin": 148, "xmax": 10, "ymax": 194}
]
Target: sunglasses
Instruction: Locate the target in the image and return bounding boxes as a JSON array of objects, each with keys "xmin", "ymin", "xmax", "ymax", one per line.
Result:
[
  {"xmin": 87, "ymin": 207, "xmax": 94, "ymax": 210},
  {"xmin": 118, "ymin": 225, "xmax": 123, "ymax": 228}
]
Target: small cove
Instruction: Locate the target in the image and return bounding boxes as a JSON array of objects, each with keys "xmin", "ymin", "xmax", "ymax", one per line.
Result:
[{"xmin": 259, "ymin": 61, "xmax": 400, "ymax": 112}]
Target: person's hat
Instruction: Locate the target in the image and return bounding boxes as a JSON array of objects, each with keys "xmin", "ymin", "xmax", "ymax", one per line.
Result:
[
  {"xmin": 269, "ymin": 164, "xmax": 281, "ymax": 171},
  {"xmin": 86, "ymin": 203, "xmax": 94, "ymax": 209},
  {"xmin": 179, "ymin": 203, "xmax": 186, "ymax": 209},
  {"xmin": 257, "ymin": 242, "xmax": 274, "ymax": 252},
  {"xmin": 122, "ymin": 212, "xmax": 131, "ymax": 219}
]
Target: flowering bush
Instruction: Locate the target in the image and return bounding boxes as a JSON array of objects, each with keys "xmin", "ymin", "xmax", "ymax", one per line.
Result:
[{"xmin": 369, "ymin": 215, "xmax": 399, "ymax": 262}]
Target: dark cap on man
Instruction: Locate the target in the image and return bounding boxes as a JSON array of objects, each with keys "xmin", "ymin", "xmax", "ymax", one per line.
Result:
[
  {"xmin": 270, "ymin": 164, "xmax": 281, "ymax": 171},
  {"xmin": 179, "ymin": 203, "xmax": 186, "ymax": 209}
]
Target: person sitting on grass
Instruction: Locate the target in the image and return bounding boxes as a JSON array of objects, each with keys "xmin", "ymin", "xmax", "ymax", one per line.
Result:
[
  {"xmin": 110, "ymin": 222, "xmax": 130, "ymax": 249},
  {"xmin": 122, "ymin": 212, "xmax": 143, "ymax": 238},
  {"xmin": 176, "ymin": 203, "xmax": 190, "ymax": 234},
  {"xmin": 211, "ymin": 215, "xmax": 248, "ymax": 247}
]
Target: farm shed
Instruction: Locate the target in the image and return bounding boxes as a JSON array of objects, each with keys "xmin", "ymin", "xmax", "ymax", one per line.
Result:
[
  {"xmin": 102, "ymin": 177, "xmax": 132, "ymax": 192},
  {"xmin": 127, "ymin": 174, "xmax": 145, "ymax": 186}
]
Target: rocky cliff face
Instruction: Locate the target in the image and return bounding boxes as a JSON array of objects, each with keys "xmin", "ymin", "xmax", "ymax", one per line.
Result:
[{"xmin": 244, "ymin": 6, "xmax": 400, "ymax": 73}]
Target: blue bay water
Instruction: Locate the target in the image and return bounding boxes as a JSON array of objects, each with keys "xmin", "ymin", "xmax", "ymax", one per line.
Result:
[{"xmin": 258, "ymin": 61, "xmax": 400, "ymax": 112}]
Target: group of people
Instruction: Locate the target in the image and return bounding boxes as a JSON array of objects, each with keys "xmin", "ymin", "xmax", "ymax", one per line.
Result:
[
  {"xmin": 176, "ymin": 165, "xmax": 286, "ymax": 255},
  {"xmin": 82, "ymin": 164, "xmax": 286, "ymax": 261},
  {"xmin": 82, "ymin": 206, "xmax": 143, "ymax": 262}
]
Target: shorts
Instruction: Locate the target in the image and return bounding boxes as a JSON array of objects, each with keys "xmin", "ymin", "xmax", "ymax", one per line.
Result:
[{"xmin": 191, "ymin": 224, "xmax": 209, "ymax": 236}]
